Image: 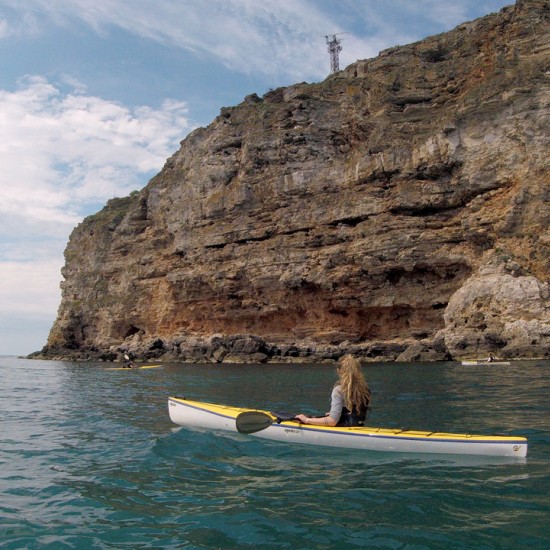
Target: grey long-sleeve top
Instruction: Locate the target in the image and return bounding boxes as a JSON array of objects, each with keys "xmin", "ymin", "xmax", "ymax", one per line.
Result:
[{"xmin": 328, "ymin": 385, "xmax": 344, "ymax": 422}]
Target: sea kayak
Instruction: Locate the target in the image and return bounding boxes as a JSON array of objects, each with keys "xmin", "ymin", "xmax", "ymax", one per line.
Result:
[
  {"xmin": 107, "ymin": 364, "xmax": 162, "ymax": 370},
  {"xmin": 167, "ymin": 397, "xmax": 527, "ymax": 458},
  {"xmin": 461, "ymin": 360, "xmax": 511, "ymax": 366}
]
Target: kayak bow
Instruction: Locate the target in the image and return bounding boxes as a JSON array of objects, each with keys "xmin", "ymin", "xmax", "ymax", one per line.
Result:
[{"xmin": 168, "ymin": 397, "xmax": 527, "ymax": 458}]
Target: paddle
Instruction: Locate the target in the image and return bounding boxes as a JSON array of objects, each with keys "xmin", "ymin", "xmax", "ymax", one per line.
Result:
[{"xmin": 236, "ymin": 411, "xmax": 298, "ymax": 434}]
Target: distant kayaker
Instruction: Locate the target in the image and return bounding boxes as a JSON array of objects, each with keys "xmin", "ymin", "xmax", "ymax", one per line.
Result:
[
  {"xmin": 122, "ymin": 354, "xmax": 137, "ymax": 368},
  {"xmin": 296, "ymin": 354, "xmax": 371, "ymax": 427}
]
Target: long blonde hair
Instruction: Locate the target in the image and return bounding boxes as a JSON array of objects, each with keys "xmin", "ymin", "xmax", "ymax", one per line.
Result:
[{"xmin": 336, "ymin": 355, "xmax": 371, "ymax": 412}]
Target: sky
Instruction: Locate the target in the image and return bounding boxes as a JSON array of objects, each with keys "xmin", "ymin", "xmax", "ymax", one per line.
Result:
[{"xmin": 0, "ymin": 0, "xmax": 514, "ymax": 356}]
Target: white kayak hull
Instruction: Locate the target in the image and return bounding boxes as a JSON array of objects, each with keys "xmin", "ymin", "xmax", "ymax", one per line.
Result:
[{"xmin": 168, "ymin": 397, "xmax": 527, "ymax": 458}]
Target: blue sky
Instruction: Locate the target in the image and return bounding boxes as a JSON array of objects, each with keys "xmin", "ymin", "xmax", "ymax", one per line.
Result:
[{"xmin": 0, "ymin": 0, "xmax": 513, "ymax": 355}]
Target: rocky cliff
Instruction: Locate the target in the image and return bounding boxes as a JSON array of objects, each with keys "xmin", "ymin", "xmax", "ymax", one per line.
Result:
[{"xmin": 39, "ymin": 0, "xmax": 549, "ymax": 363}]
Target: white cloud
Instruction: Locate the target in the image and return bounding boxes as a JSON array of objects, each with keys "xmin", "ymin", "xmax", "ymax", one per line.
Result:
[
  {"xmin": 1, "ymin": 0, "xmax": 511, "ymax": 83},
  {"xmin": 0, "ymin": 75, "xmax": 192, "ymax": 248},
  {"xmin": 0, "ymin": 0, "xmax": 362, "ymax": 80},
  {"xmin": 0, "ymin": 260, "xmax": 61, "ymax": 318},
  {"xmin": 0, "ymin": 258, "xmax": 61, "ymax": 355},
  {"xmin": 0, "ymin": 75, "xmax": 193, "ymax": 353}
]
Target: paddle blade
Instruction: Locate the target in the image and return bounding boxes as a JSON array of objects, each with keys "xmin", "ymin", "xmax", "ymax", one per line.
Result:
[{"xmin": 236, "ymin": 411, "xmax": 274, "ymax": 434}]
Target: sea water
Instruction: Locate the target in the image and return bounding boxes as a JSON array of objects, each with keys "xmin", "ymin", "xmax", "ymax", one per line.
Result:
[{"xmin": 1, "ymin": 356, "xmax": 549, "ymax": 549}]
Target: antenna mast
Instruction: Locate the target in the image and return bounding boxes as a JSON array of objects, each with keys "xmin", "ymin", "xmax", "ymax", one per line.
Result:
[{"xmin": 325, "ymin": 34, "xmax": 343, "ymax": 74}]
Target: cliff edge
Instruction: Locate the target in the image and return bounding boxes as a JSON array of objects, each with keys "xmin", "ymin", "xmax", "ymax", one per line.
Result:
[{"xmin": 37, "ymin": 0, "xmax": 549, "ymax": 363}]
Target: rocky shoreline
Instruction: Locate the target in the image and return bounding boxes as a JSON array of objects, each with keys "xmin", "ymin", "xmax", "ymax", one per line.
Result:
[{"xmin": 30, "ymin": 334, "xmax": 445, "ymax": 364}]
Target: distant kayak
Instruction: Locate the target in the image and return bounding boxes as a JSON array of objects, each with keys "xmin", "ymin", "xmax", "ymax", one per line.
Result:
[
  {"xmin": 168, "ymin": 397, "xmax": 527, "ymax": 458},
  {"xmin": 107, "ymin": 365, "xmax": 162, "ymax": 370},
  {"xmin": 462, "ymin": 360, "xmax": 511, "ymax": 366}
]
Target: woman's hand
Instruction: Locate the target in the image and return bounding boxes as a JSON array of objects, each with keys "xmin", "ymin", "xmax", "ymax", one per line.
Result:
[{"xmin": 295, "ymin": 414, "xmax": 309, "ymax": 424}]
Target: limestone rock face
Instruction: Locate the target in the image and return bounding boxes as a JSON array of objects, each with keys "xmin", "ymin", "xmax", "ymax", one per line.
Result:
[
  {"xmin": 441, "ymin": 255, "xmax": 550, "ymax": 358},
  {"xmin": 40, "ymin": 0, "xmax": 549, "ymax": 362}
]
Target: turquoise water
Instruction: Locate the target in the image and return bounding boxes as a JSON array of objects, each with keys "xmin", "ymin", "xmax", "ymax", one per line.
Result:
[{"xmin": 1, "ymin": 357, "xmax": 549, "ymax": 549}]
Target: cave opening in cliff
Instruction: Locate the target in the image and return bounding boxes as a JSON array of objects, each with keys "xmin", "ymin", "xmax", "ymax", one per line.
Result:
[{"xmin": 124, "ymin": 326, "xmax": 141, "ymax": 339}]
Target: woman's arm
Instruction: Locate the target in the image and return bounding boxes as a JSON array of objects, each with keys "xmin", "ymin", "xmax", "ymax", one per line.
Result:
[{"xmin": 295, "ymin": 413, "xmax": 337, "ymax": 426}]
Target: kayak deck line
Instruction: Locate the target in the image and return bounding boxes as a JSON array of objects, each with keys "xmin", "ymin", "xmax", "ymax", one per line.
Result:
[{"xmin": 168, "ymin": 397, "xmax": 528, "ymax": 455}]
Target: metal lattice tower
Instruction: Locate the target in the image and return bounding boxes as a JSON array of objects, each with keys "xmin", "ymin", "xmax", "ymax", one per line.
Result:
[{"xmin": 325, "ymin": 34, "xmax": 343, "ymax": 73}]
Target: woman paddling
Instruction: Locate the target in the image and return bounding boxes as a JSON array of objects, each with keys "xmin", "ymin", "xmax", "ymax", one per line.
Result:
[
  {"xmin": 122, "ymin": 353, "xmax": 137, "ymax": 368},
  {"xmin": 296, "ymin": 354, "xmax": 371, "ymax": 427}
]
